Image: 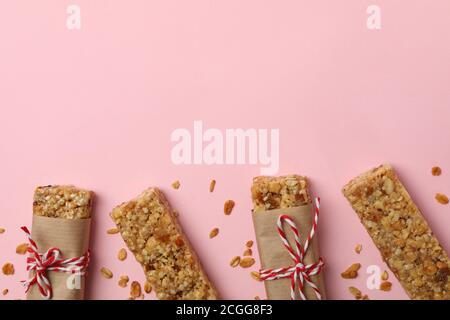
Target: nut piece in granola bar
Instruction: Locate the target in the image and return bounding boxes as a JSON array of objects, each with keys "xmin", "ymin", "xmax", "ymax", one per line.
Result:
[
  {"xmin": 251, "ymin": 175, "xmax": 310, "ymax": 212},
  {"xmin": 342, "ymin": 164, "xmax": 450, "ymax": 300},
  {"xmin": 144, "ymin": 281, "xmax": 153, "ymax": 294},
  {"xmin": 33, "ymin": 185, "xmax": 93, "ymax": 219},
  {"xmin": 110, "ymin": 187, "xmax": 218, "ymax": 300}
]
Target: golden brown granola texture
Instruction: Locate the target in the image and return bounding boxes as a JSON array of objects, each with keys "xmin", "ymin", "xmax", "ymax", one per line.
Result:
[
  {"xmin": 343, "ymin": 164, "xmax": 450, "ymax": 300},
  {"xmin": 33, "ymin": 185, "xmax": 93, "ymax": 219},
  {"xmin": 251, "ymin": 175, "xmax": 310, "ymax": 211},
  {"xmin": 110, "ymin": 188, "xmax": 218, "ymax": 300}
]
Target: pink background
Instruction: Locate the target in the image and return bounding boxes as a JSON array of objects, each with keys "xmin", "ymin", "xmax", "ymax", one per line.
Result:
[{"xmin": 1, "ymin": 1, "xmax": 449, "ymax": 300}]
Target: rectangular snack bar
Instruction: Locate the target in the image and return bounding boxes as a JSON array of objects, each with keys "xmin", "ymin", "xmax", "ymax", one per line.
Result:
[
  {"xmin": 251, "ymin": 175, "xmax": 310, "ymax": 212},
  {"xmin": 29, "ymin": 185, "xmax": 93, "ymax": 300},
  {"xmin": 110, "ymin": 187, "xmax": 218, "ymax": 300},
  {"xmin": 33, "ymin": 185, "xmax": 93, "ymax": 219},
  {"xmin": 342, "ymin": 164, "xmax": 450, "ymax": 300},
  {"xmin": 251, "ymin": 175, "xmax": 326, "ymax": 300}
]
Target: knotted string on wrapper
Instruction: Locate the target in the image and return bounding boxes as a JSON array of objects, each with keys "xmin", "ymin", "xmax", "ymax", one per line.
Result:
[
  {"xmin": 259, "ymin": 198, "xmax": 324, "ymax": 300},
  {"xmin": 20, "ymin": 226, "xmax": 90, "ymax": 299}
]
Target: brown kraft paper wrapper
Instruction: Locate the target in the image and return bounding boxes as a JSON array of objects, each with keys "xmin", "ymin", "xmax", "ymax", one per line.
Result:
[
  {"xmin": 27, "ymin": 215, "xmax": 91, "ymax": 300},
  {"xmin": 252, "ymin": 204, "xmax": 326, "ymax": 300}
]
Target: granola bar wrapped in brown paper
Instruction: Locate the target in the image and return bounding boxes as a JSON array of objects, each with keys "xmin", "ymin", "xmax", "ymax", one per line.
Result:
[
  {"xmin": 251, "ymin": 175, "xmax": 326, "ymax": 300},
  {"xmin": 25, "ymin": 185, "xmax": 93, "ymax": 300}
]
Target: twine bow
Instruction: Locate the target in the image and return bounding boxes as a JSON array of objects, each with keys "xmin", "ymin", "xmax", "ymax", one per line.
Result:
[
  {"xmin": 259, "ymin": 198, "xmax": 324, "ymax": 300},
  {"xmin": 21, "ymin": 226, "xmax": 90, "ymax": 299}
]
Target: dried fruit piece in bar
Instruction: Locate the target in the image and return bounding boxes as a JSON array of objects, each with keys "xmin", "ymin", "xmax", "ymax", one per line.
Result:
[
  {"xmin": 110, "ymin": 188, "xmax": 218, "ymax": 300},
  {"xmin": 251, "ymin": 175, "xmax": 310, "ymax": 211},
  {"xmin": 342, "ymin": 164, "xmax": 450, "ymax": 300},
  {"xmin": 33, "ymin": 185, "xmax": 93, "ymax": 219}
]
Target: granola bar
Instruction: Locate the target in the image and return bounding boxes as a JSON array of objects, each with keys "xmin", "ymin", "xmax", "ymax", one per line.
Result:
[
  {"xmin": 33, "ymin": 185, "xmax": 93, "ymax": 219},
  {"xmin": 110, "ymin": 187, "xmax": 218, "ymax": 300},
  {"xmin": 342, "ymin": 164, "xmax": 450, "ymax": 300},
  {"xmin": 251, "ymin": 175, "xmax": 310, "ymax": 212}
]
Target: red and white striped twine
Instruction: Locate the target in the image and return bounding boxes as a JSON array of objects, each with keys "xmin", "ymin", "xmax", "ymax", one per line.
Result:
[
  {"xmin": 21, "ymin": 226, "xmax": 90, "ymax": 299},
  {"xmin": 259, "ymin": 197, "xmax": 324, "ymax": 300}
]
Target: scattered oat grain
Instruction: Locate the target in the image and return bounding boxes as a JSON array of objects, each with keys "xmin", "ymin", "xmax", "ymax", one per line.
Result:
[
  {"xmin": 209, "ymin": 180, "xmax": 216, "ymax": 192},
  {"xmin": 348, "ymin": 286, "xmax": 362, "ymax": 299},
  {"xmin": 100, "ymin": 267, "xmax": 113, "ymax": 279},
  {"xmin": 431, "ymin": 166, "xmax": 442, "ymax": 176},
  {"xmin": 240, "ymin": 257, "xmax": 255, "ymax": 268},
  {"xmin": 130, "ymin": 281, "xmax": 142, "ymax": 299},
  {"xmin": 380, "ymin": 281, "xmax": 392, "ymax": 291},
  {"xmin": 354, "ymin": 244, "xmax": 362, "ymax": 254},
  {"xmin": 243, "ymin": 249, "xmax": 252, "ymax": 256},
  {"xmin": 171, "ymin": 180, "xmax": 181, "ymax": 190},
  {"xmin": 209, "ymin": 228, "xmax": 219, "ymax": 239},
  {"xmin": 107, "ymin": 228, "xmax": 119, "ymax": 235},
  {"xmin": 118, "ymin": 248, "xmax": 127, "ymax": 261},
  {"xmin": 435, "ymin": 193, "xmax": 449, "ymax": 205},
  {"xmin": 250, "ymin": 271, "xmax": 260, "ymax": 281},
  {"xmin": 2, "ymin": 289, "xmax": 8, "ymax": 296},
  {"xmin": 230, "ymin": 256, "xmax": 241, "ymax": 268},
  {"xmin": 144, "ymin": 281, "xmax": 152, "ymax": 294},
  {"xmin": 341, "ymin": 263, "xmax": 361, "ymax": 279},
  {"xmin": 0, "ymin": 228, "xmax": 5, "ymax": 234},
  {"xmin": 2, "ymin": 263, "xmax": 14, "ymax": 276},
  {"xmin": 254, "ymin": 296, "xmax": 260, "ymax": 300},
  {"xmin": 118, "ymin": 275, "xmax": 129, "ymax": 288},
  {"xmin": 381, "ymin": 270, "xmax": 389, "ymax": 281},
  {"xmin": 246, "ymin": 240, "xmax": 254, "ymax": 248},
  {"xmin": 224, "ymin": 200, "xmax": 235, "ymax": 215},
  {"xmin": 16, "ymin": 243, "xmax": 29, "ymax": 255}
]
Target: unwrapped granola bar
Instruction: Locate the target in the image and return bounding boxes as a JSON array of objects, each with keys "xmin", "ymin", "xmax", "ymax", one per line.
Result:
[
  {"xmin": 342, "ymin": 164, "xmax": 450, "ymax": 300},
  {"xmin": 33, "ymin": 185, "xmax": 93, "ymax": 219},
  {"xmin": 251, "ymin": 175, "xmax": 310, "ymax": 212},
  {"xmin": 110, "ymin": 187, "xmax": 218, "ymax": 300}
]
